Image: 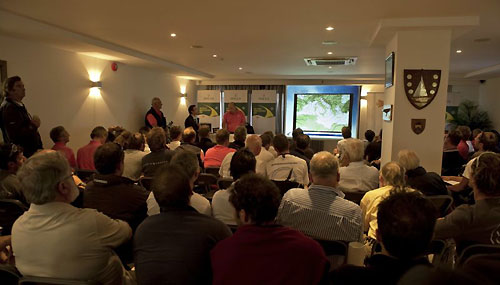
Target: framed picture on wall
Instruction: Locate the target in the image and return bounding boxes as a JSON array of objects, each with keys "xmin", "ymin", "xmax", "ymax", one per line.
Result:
[
  {"xmin": 385, "ymin": 52, "xmax": 395, "ymax": 88},
  {"xmin": 0, "ymin": 60, "xmax": 7, "ymax": 84}
]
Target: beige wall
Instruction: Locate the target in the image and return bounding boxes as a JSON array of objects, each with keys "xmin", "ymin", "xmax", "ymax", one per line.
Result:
[
  {"xmin": 0, "ymin": 35, "xmax": 196, "ymax": 152},
  {"xmin": 479, "ymin": 77, "xmax": 500, "ymax": 131}
]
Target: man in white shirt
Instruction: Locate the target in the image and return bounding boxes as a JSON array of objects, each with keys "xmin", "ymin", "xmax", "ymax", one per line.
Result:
[
  {"xmin": 146, "ymin": 151, "xmax": 211, "ymax": 216},
  {"xmin": 122, "ymin": 132, "xmax": 147, "ymax": 181},
  {"xmin": 261, "ymin": 132, "xmax": 278, "ymax": 158},
  {"xmin": 219, "ymin": 135, "xmax": 273, "ymax": 178},
  {"xmin": 266, "ymin": 134, "xmax": 309, "ymax": 186},
  {"xmin": 12, "ymin": 151, "xmax": 133, "ymax": 284},
  {"xmin": 338, "ymin": 138, "xmax": 379, "ymax": 193},
  {"xmin": 212, "ymin": 149, "xmax": 256, "ymax": 225},
  {"xmin": 277, "ymin": 151, "xmax": 362, "ymax": 242}
]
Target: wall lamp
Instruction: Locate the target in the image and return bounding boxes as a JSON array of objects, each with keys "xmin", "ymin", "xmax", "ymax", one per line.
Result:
[{"xmin": 90, "ymin": 81, "xmax": 102, "ymax": 88}]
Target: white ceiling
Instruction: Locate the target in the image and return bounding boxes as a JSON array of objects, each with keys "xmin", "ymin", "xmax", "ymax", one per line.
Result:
[{"xmin": 1, "ymin": 0, "xmax": 500, "ymax": 81}]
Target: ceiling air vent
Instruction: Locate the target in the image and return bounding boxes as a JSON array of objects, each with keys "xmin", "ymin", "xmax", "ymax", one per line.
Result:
[{"xmin": 304, "ymin": 57, "xmax": 357, "ymax": 66}]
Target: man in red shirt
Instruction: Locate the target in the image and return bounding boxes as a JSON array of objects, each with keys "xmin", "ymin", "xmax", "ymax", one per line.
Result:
[
  {"xmin": 211, "ymin": 174, "xmax": 328, "ymax": 284},
  {"xmin": 76, "ymin": 126, "xmax": 108, "ymax": 170},
  {"xmin": 50, "ymin": 126, "xmax": 76, "ymax": 169},
  {"xmin": 204, "ymin": 129, "xmax": 236, "ymax": 168},
  {"xmin": 222, "ymin": 102, "xmax": 246, "ymax": 133}
]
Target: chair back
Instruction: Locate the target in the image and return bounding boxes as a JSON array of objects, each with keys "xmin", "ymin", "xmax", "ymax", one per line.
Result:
[
  {"xmin": 314, "ymin": 239, "xmax": 348, "ymax": 271},
  {"xmin": 0, "ymin": 199, "xmax": 28, "ymax": 235},
  {"xmin": 204, "ymin": 167, "xmax": 220, "ymax": 177},
  {"xmin": 19, "ymin": 276, "xmax": 99, "ymax": 285},
  {"xmin": 139, "ymin": 177, "xmax": 153, "ymax": 191},
  {"xmin": 0, "ymin": 264, "xmax": 20, "ymax": 285},
  {"xmin": 271, "ymin": 180, "xmax": 301, "ymax": 196},
  {"xmin": 457, "ymin": 244, "xmax": 500, "ymax": 267},
  {"xmin": 217, "ymin": 178, "xmax": 233, "ymax": 190},
  {"xmin": 425, "ymin": 195, "xmax": 453, "ymax": 217},
  {"xmin": 74, "ymin": 170, "xmax": 96, "ymax": 183},
  {"xmin": 343, "ymin": 191, "xmax": 365, "ymax": 205},
  {"xmin": 195, "ymin": 173, "xmax": 219, "ymax": 194}
]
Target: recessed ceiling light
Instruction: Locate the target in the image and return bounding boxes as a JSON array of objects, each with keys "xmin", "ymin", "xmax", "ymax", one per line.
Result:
[
  {"xmin": 238, "ymin": 67, "xmax": 243, "ymax": 70},
  {"xmin": 322, "ymin": 41, "xmax": 338, "ymax": 45},
  {"xmin": 327, "ymin": 51, "xmax": 333, "ymax": 55},
  {"xmin": 456, "ymin": 50, "xmax": 462, "ymax": 54},
  {"xmin": 325, "ymin": 26, "xmax": 334, "ymax": 31},
  {"xmin": 328, "ymin": 66, "xmax": 332, "ymax": 69},
  {"xmin": 212, "ymin": 54, "xmax": 218, "ymax": 58},
  {"xmin": 170, "ymin": 33, "xmax": 176, "ymax": 37}
]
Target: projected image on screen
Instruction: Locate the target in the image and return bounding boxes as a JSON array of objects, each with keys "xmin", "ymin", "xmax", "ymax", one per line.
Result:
[{"xmin": 294, "ymin": 94, "xmax": 352, "ymax": 133}]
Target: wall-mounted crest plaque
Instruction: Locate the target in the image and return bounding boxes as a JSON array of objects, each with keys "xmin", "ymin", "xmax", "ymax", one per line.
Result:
[
  {"xmin": 404, "ymin": 69, "xmax": 441, "ymax": 110},
  {"xmin": 411, "ymin": 119, "xmax": 426, "ymax": 135}
]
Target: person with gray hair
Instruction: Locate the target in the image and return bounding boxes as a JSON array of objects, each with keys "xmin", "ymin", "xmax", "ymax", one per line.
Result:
[
  {"xmin": 338, "ymin": 138, "xmax": 379, "ymax": 193},
  {"xmin": 145, "ymin": 97, "xmax": 167, "ymax": 129},
  {"xmin": 122, "ymin": 132, "xmax": 148, "ymax": 181},
  {"xmin": 219, "ymin": 134, "xmax": 273, "ymax": 178},
  {"xmin": 146, "ymin": 150, "xmax": 211, "ymax": 216},
  {"xmin": 360, "ymin": 162, "xmax": 417, "ymax": 240},
  {"xmin": 277, "ymin": 151, "xmax": 362, "ymax": 242},
  {"xmin": 12, "ymin": 151, "xmax": 133, "ymax": 283},
  {"xmin": 229, "ymin": 125, "xmax": 247, "ymax": 150},
  {"xmin": 398, "ymin": 149, "xmax": 447, "ymax": 196}
]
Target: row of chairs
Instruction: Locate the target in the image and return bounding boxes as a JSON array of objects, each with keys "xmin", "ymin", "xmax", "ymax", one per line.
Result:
[{"xmin": 0, "ymin": 264, "xmax": 99, "ymax": 285}]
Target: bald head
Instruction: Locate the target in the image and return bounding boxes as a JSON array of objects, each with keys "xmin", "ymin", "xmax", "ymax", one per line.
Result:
[
  {"xmin": 245, "ymin": 135, "xmax": 262, "ymax": 156},
  {"xmin": 310, "ymin": 151, "xmax": 339, "ymax": 187}
]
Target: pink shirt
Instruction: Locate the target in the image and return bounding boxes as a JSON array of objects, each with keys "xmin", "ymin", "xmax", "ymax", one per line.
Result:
[
  {"xmin": 204, "ymin": 145, "xmax": 236, "ymax": 168},
  {"xmin": 457, "ymin": 140, "xmax": 469, "ymax": 160},
  {"xmin": 77, "ymin": 141, "xmax": 102, "ymax": 170},
  {"xmin": 52, "ymin": 142, "xmax": 77, "ymax": 169},
  {"xmin": 223, "ymin": 111, "xmax": 246, "ymax": 133}
]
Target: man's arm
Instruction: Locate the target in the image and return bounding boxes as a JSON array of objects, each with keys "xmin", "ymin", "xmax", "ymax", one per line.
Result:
[
  {"xmin": 2, "ymin": 104, "xmax": 37, "ymax": 143},
  {"xmin": 146, "ymin": 114, "xmax": 158, "ymax": 127},
  {"xmin": 95, "ymin": 211, "xmax": 132, "ymax": 248},
  {"xmin": 434, "ymin": 205, "xmax": 471, "ymax": 240}
]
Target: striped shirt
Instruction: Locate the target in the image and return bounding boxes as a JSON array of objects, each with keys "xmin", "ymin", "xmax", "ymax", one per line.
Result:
[{"xmin": 277, "ymin": 184, "xmax": 362, "ymax": 242}]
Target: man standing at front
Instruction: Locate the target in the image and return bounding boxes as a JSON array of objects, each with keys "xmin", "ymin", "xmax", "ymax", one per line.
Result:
[
  {"xmin": 185, "ymin": 105, "xmax": 199, "ymax": 133},
  {"xmin": 222, "ymin": 102, "xmax": 245, "ymax": 133},
  {"xmin": 0, "ymin": 76, "xmax": 43, "ymax": 157},
  {"xmin": 145, "ymin": 97, "xmax": 167, "ymax": 129}
]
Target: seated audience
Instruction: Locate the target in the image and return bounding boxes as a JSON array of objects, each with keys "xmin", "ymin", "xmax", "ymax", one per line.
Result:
[
  {"xmin": 204, "ymin": 129, "xmax": 236, "ymax": 168},
  {"xmin": 331, "ymin": 191, "xmax": 437, "ymax": 284},
  {"xmin": 228, "ymin": 125, "xmax": 247, "ymax": 150},
  {"xmin": 266, "ymin": 134, "xmax": 309, "ymax": 186},
  {"xmin": 212, "ymin": 148, "xmax": 256, "ymax": 225},
  {"xmin": 138, "ymin": 126, "xmax": 151, "ymax": 152},
  {"xmin": 360, "ymin": 162, "xmax": 408, "ymax": 240},
  {"xmin": 197, "ymin": 125, "xmax": 215, "ymax": 153},
  {"xmin": 289, "ymin": 128, "xmax": 304, "ymax": 152},
  {"xmin": 106, "ymin": 126, "xmax": 126, "ymax": 143},
  {"xmin": 122, "ymin": 132, "xmax": 147, "ymax": 181},
  {"xmin": 113, "ymin": 130, "xmax": 131, "ymax": 149},
  {"xmin": 458, "ymin": 125, "xmax": 475, "ymax": 154},
  {"xmin": 176, "ymin": 127, "xmax": 204, "ymax": 165},
  {"xmin": 77, "ymin": 126, "xmax": 107, "ymax": 170},
  {"xmin": 12, "ymin": 151, "xmax": 133, "ymax": 284},
  {"xmin": 50, "ymin": 126, "xmax": 76, "ymax": 168},
  {"xmin": 260, "ymin": 133, "xmax": 277, "ymax": 158},
  {"xmin": 435, "ymin": 152, "xmax": 500, "ymax": 252},
  {"xmin": 84, "ymin": 143, "xmax": 148, "ymax": 231},
  {"xmin": 142, "ymin": 127, "xmax": 175, "ymax": 177},
  {"xmin": 262, "ymin": 131, "xmax": 278, "ymax": 157},
  {"xmin": 290, "ymin": 134, "xmax": 312, "ymax": 169},
  {"xmin": 134, "ymin": 164, "xmax": 231, "ymax": 284},
  {"xmin": 211, "ymin": 174, "xmax": 328, "ymax": 285},
  {"xmin": 446, "ymin": 131, "xmax": 498, "ymax": 193},
  {"xmin": 277, "ymin": 151, "xmax": 362, "ymax": 242},
  {"xmin": 363, "ymin": 129, "xmax": 376, "ymax": 149},
  {"xmin": 167, "ymin": 125, "xmax": 182, "ymax": 150},
  {"xmin": 219, "ymin": 135, "xmax": 271, "ymax": 178},
  {"xmin": 364, "ymin": 130, "xmax": 382, "ymax": 169},
  {"xmin": 398, "ymin": 149, "xmax": 448, "ymax": 196},
  {"xmin": 338, "ymin": 138, "xmax": 379, "ymax": 193},
  {"xmin": 442, "ymin": 128, "xmax": 466, "ymax": 176},
  {"xmin": 457, "ymin": 125, "xmax": 472, "ymax": 159},
  {"xmin": 335, "ymin": 126, "xmax": 352, "ymax": 159},
  {"xmin": 0, "ymin": 143, "xmax": 26, "ymax": 203},
  {"xmin": 147, "ymin": 151, "xmax": 211, "ymax": 216}
]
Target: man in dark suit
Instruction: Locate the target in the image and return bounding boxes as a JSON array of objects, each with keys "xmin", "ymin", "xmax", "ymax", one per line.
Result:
[{"xmin": 185, "ymin": 105, "xmax": 199, "ymax": 133}]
